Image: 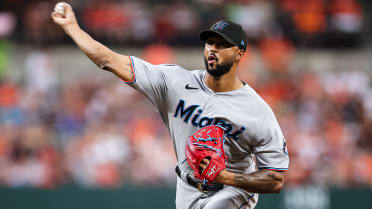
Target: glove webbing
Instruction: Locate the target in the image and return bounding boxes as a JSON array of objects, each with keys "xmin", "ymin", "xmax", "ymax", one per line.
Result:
[
  {"xmin": 191, "ymin": 143, "xmax": 223, "ymax": 157},
  {"xmin": 194, "ymin": 129, "xmax": 223, "ymax": 143}
]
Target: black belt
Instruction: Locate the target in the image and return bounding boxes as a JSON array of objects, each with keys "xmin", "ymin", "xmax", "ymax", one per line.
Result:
[{"xmin": 175, "ymin": 166, "xmax": 224, "ymax": 192}]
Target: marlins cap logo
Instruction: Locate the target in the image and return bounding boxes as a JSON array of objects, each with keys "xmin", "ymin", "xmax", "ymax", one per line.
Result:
[{"xmin": 213, "ymin": 21, "xmax": 229, "ymax": 30}]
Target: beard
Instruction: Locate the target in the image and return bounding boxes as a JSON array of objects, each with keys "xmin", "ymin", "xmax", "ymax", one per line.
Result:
[{"xmin": 204, "ymin": 56, "xmax": 234, "ymax": 77}]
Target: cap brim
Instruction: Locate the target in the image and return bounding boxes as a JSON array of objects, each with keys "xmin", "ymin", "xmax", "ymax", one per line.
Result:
[{"xmin": 200, "ymin": 30, "xmax": 237, "ymax": 46}]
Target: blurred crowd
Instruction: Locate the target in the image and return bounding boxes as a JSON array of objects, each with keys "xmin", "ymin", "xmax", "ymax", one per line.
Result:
[
  {"xmin": 0, "ymin": 0, "xmax": 371, "ymax": 189},
  {"xmin": 0, "ymin": 0, "xmax": 368, "ymax": 48}
]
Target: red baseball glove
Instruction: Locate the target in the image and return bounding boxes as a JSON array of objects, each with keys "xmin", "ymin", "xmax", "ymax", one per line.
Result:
[{"xmin": 185, "ymin": 125, "xmax": 226, "ymax": 184}]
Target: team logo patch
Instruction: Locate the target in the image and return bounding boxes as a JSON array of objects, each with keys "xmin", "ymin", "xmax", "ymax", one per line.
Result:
[
  {"xmin": 283, "ymin": 138, "xmax": 288, "ymax": 155},
  {"xmin": 213, "ymin": 21, "xmax": 229, "ymax": 30}
]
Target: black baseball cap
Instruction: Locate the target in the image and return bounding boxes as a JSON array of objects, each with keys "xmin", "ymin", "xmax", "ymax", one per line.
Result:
[{"xmin": 200, "ymin": 20, "xmax": 248, "ymax": 51}]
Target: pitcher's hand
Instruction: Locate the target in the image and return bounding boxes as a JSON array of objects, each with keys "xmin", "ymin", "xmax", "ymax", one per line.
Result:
[{"xmin": 51, "ymin": 2, "xmax": 78, "ymax": 31}]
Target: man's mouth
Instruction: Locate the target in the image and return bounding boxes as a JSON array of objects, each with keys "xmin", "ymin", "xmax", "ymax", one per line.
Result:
[{"xmin": 208, "ymin": 54, "xmax": 217, "ymax": 64}]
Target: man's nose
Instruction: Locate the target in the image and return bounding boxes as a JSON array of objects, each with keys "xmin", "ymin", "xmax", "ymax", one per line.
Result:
[{"xmin": 210, "ymin": 44, "xmax": 218, "ymax": 53}]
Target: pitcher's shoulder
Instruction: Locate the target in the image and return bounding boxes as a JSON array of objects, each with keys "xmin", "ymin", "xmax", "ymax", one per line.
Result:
[
  {"xmin": 156, "ymin": 63, "xmax": 196, "ymax": 75},
  {"xmin": 241, "ymin": 84, "xmax": 275, "ymax": 116}
]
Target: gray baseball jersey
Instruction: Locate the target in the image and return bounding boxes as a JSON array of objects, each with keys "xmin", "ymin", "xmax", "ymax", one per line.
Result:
[{"xmin": 127, "ymin": 56, "xmax": 289, "ymax": 209}]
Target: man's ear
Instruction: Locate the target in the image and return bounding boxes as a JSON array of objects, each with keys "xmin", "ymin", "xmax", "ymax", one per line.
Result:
[{"xmin": 235, "ymin": 49, "xmax": 245, "ymax": 62}]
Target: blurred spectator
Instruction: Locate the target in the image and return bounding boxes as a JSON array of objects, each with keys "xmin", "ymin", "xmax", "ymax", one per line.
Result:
[
  {"xmin": 141, "ymin": 43, "xmax": 175, "ymax": 64},
  {"xmin": 292, "ymin": 0, "xmax": 326, "ymax": 35},
  {"xmin": 329, "ymin": 0, "xmax": 363, "ymax": 33},
  {"xmin": 82, "ymin": 0, "xmax": 131, "ymax": 44},
  {"xmin": 0, "ymin": 12, "xmax": 16, "ymax": 38},
  {"xmin": 23, "ymin": 1, "xmax": 65, "ymax": 45},
  {"xmin": 259, "ymin": 35, "xmax": 294, "ymax": 72},
  {"xmin": 24, "ymin": 49, "xmax": 58, "ymax": 93},
  {"xmin": 277, "ymin": 0, "xmax": 327, "ymax": 46},
  {"xmin": 328, "ymin": 0, "xmax": 363, "ymax": 47},
  {"xmin": 127, "ymin": 1, "xmax": 155, "ymax": 43},
  {"xmin": 225, "ymin": 0, "xmax": 274, "ymax": 43}
]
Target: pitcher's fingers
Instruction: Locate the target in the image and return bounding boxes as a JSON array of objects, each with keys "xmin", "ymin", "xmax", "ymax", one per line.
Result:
[
  {"xmin": 63, "ymin": 2, "xmax": 72, "ymax": 12},
  {"xmin": 51, "ymin": 12, "xmax": 63, "ymax": 19},
  {"xmin": 201, "ymin": 158, "xmax": 210, "ymax": 164},
  {"xmin": 51, "ymin": 12, "xmax": 63, "ymax": 23}
]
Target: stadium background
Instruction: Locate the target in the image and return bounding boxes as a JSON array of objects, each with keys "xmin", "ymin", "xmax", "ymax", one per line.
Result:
[{"xmin": 0, "ymin": 0, "xmax": 372, "ymax": 208}]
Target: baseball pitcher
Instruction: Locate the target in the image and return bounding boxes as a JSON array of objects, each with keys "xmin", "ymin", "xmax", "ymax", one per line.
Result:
[{"xmin": 52, "ymin": 3, "xmax": 289, "ymax": 209}]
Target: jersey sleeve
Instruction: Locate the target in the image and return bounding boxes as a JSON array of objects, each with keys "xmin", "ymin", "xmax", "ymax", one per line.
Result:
[
  {"xmin": 126, "ymin": 56, "xmax": 172, "ymax": 110},
  {"xmin": 252, "ymin": 108, "xmax": 289, "ymax": 171}
]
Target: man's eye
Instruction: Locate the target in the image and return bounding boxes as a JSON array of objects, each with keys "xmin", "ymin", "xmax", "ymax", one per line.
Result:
[
  {"xmin": 222, "ymin": 42, "xmax": 233, "ymax": 48},
  {"xmin": 217, "ymin": 43, "xmax": 227, "ymax": 48}
]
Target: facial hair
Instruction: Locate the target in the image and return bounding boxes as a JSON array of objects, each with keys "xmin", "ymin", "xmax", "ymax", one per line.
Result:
[{"xmin": 204, "ymin": 56, "xmax": 234, "ymax": 77}]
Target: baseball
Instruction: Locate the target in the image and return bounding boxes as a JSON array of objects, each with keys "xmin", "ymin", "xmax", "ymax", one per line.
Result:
[{"xmin": 54, "ymin": 2, "xmax": 66, "ymax": 16}]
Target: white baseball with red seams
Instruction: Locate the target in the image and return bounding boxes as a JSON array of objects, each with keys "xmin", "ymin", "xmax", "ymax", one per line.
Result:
[{"xmin": 54, "ymin": 2, "xmax": 66, "ymax": 17}]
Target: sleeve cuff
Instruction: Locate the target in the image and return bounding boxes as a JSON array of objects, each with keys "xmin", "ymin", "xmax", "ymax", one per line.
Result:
[
  {"xmin": 259, "ymin": 167, "xmax": 288, "ymax": 171},
  {"xmin": 124, "ymin": 56, "xmax": 136, "ymax": 84}
]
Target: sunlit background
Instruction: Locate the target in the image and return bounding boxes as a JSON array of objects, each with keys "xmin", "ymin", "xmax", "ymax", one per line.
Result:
[{"xmin": 0, "ymin": 0, "xmax": 371, "ymax": 209}]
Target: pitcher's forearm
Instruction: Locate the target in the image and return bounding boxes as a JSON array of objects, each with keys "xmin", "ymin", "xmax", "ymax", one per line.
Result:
[
  {"xmin": 216, "ymin": 169, "xmax": 284, "ymax": 194},
  {"xmin": 63, "ymin": 24, "xmax": 133, "ymax": 81},
  {"xmin": 51, "ymin": 3, "xmax": 134, "ymax": 81},
  {"xmin": 64, "ymin": 24, "xmax": 114, "ymax": 69}
]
